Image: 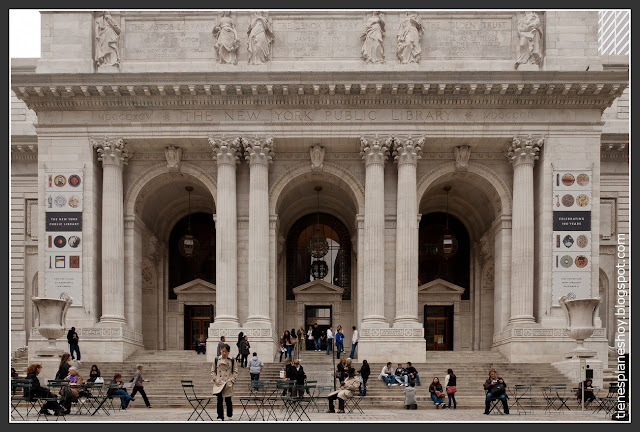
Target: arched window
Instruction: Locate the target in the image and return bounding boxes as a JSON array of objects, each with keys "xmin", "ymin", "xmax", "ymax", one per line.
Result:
[{"xmin": 286, "ymin": 213, "xmax": 351, "ymax": 300}]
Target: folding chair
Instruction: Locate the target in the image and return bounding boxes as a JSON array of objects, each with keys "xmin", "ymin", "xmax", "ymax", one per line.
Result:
[
  {"xmin": 344, "ymin": 394, "xmax": 364, "ymax": 414},
  {"xmin": 510, "ymin": 384, "xmax": 533, "ymax": 414},
  {"xmin": 593, "ymin": 383, "xmax": 618, "ymax": 415},
  {"xmin": 315, "ymin": 385, "xmax": 333, "ymax": 413},
  {"xmin": 485, "ymin": 389, "xmax": 507, "ymax": 415},
  {"xmin": 36, "ymin": 381, "xmax": 67, "ymax": 422},
  {"xmin": 548, "ymin": 384, "xmax": 570, "ymax": 412},
  {"xmin": 11, "ymin": 379, "xmax": 35, "ymax": 420},
  {"xmin": 276, "ymin": 381, "xmax": 298, "ymax": 420},
  {"xmin": 181, "ymin": 380, "xmax": 213, "ymax": 421}
]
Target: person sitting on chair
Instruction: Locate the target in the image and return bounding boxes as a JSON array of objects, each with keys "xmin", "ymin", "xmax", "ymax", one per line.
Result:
[
  {"xmin": 108, "ymin": 373, "xmax": 133, "ymax": 410},
  {"xmin": 576, "ymin": 378, "xmax": 596, "ymax": 407},
  {"xmin": 483, "ymin": 368, "xmax": 509, "ymax": 415},
  {"xmin": 327, "ymin": 367, "xmax": 360, "ymax": 413},
  {"xmin": 25, "ymin": 363, "xmax": 65, "ymax": 416},
  {"xmin": 60, "ymin": 366, "xmax": 84, "ymax": 414}
]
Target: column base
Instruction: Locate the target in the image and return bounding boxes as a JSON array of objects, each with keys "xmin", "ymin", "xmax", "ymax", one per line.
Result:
[
  {"xmin": 99, "ymin": 315, "xmax": 126, "ymax": 324},
  {"xmin": 361, "ymin": 316, "xmax": 388, "ymax": 328},
  {"xmin": 392, "ymin": 318, "xmax": 422, "ymax": 329},
  {"xmin": 211, "ymin": 317, "xmax": 240, "ymax": 327},
  {"xmin": 507, "ymin": 315, "xmax": 537, "ymax": 327}
]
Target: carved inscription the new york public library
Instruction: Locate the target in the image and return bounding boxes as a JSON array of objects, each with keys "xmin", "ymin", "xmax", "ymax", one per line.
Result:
[
  {"xmin": 125, "ymin": 20, "xmax": 214, "ymax": 60},
  {"xmin": 423, "ymin": 18, "xmax": 513, "ymax": 58}
]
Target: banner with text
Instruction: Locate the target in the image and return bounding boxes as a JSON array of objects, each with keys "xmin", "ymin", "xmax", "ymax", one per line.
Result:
[
  {"xmin": 552, "ymin": 170, "xmax": 592, "ymax": 305},
  {"xmin": 45, "ymin": 171, "xmax": 83, "ymax": 305}
]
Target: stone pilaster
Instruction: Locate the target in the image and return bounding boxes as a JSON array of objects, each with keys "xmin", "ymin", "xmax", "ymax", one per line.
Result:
[
  {"xmin": 92, "ymin": 137, "xmax": 129, "ymax": 323},
  {"xmin": 209, "ymin": 136, "xmax": 241, "ymax": 325},
  {"xmin": 360, "ymin": 136, "xmax": 389, "ymax": 326},
  {"xmin": 244, "ymin": 137, "xmax": 274, "ymax": 326},
  {"xmin": 507, "ymin": 135, "xmax": 543, "ymax": 325},
  {"xmin": 392, "ymin": 136, "xmax": 422, "ymax": 327}
]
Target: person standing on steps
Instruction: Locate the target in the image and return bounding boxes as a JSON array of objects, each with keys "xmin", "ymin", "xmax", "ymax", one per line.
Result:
[
  {"xmin": 217, "ymin": 336, "xmax": 226, "ymax": 357},
  {"xmin": 349, "ymin": 326, "xmax": 358, "ymax": 359},
  {"xmin": 326, "ymin": 325, "xmax": 334, "ymax": 355},
  {"xmin": 306, "ymin": 325, "xmax": 314, "ymax": 351},
  {"xmin": 130, "ymin": 364, "xmax": 153, "ymax": 408},
  {"xmin": 298, "ymin": 326, "xmax": 305, "ymax": 351},
  {"xmin": 444, "ymin": 368, "xmax": 457, "ymax": 409},
  {"xmin": 247, "ymin": 352, "xmax": 264, "ymax": 388},
  {"xmin": 67, "ymin": 326, "xmax": 81, "ymax": 363},
  {"xmin": 212, "ymin": 344, "xmax": 238, "ymax": 421},
  {"xmin": 335, "ymin": 327, "xmax": 344, "ymax": 358},
  {"xmin": 312, "ymin": 323, "xmax": 322, "ymax": 351},
  {"xmin": 239, "ymin": 335, "xmax": 250, "ymax": 368},
  {"xmin": 235, "ymin": 332, "xmax": 244, "ymax": 362},
  {"xmin": 358, "ymin": 359, "xmax": 370, "ymax": 396}
]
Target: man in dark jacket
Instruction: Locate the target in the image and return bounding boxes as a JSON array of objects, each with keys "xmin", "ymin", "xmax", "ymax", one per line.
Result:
[
  {"xmin": 281, "ymin": 358, "xmax": 296, "ymax": 396},
  {"xmin": 67, "ymin": 327, "xmax": 81, "ymax": 362},
  {"xmin": 405, "ymin": 362, "xmax": 421, "ymax": 386},
  {"xmin": 312, "ymin": 323, "xmax": 322, "ymax": 351},
  {"xmin": 483, "ymin": 368, "xmax": 509, "ymax": 414},
  {"xmin": 291, "ymin": 359, "xmax": 307, "ymax": 397},
  {"xmin": 239, "ymin": 336, "xmax": 251, "ymax": 368}
]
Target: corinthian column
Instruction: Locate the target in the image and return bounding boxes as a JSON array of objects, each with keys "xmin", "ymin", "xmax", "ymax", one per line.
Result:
[
  {"xmin": 392, "ymin": 136, "xmax": 422, "ymax": 327},
  {"xmin": 507, "ymin": 135, "xmax": 543, "ymax": 325},
  {"xmin": 209, "ymin": 136, "xmax": 241, "ymax": 325},
  {"xmin": 244, "ymin": 137, "xmax": 274, "ymax": 326},
  {"xmin": 360, "ymin": 136, "xmax": 389, "ymax": 325},
  {"xmin": 92, "ymin": 137, "xmax": 129, "ymax": 323}
]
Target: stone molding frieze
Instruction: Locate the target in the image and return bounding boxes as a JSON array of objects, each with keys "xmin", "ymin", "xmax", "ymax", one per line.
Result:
[
  {"xmin": 25, "ymin": 245, "xmax": 39, "ymax": 255},
  {"xmin": 360, "ymin": 328, "xmax": 424, "ymax": 338},
  {"xmin": 26, "ymin": 199, "xmax": 38, "ymax": 241},
  {"xmin": 209, "ymin": 136, "xmax": 242, "ymax": 166},
  {"xmin": 31, "ymin": 326, "xmax": 144, "ymax": 343},
  {"xmin": 492, "ymin": 327, "xmax": 606, "ymax": 345},
  {"xmin": 11, "ymin": 144, "xmax": 38, "ymax": 161},
  {"xmin": 92, "ymin": 136, "xmax": 130, "ymax": 167},
  {"xmin": 209, "ymin": 327, "xmax": 272, "ymax": 338},
  {"xmin": 507, "ymin": 134, "xmax": 543, "ymax": 168},
  {"xmin": 600, "ymin": 142, "xmax": 629, "ymax": 161}
]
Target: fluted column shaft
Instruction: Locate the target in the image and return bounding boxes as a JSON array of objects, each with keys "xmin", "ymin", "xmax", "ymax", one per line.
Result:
[
  {"xmin": 360, "ymin": 136, "xmax": 389, "ymax": 324},
  {"xmin": 245, "ymin": 137, "xmax": 274, "ymax": 324},
  {"xmin": 209, "ymin": 137, "xmax": 241, "ymax": 324},
  {"xmin": 393, "ymin": 137, "xmax": 422, "ymax": 326},
  {"xmin": 508, "ymin": 135, "xmax": 543, "ymax": 324},
  {"xmin": 93, "ymin": 137, "xmax": 129, "ymax": 323}
]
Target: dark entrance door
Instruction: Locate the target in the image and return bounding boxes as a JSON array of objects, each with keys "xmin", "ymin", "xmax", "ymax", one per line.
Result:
[
  {"xmin": 424, "ymin": 305, "xmax": 453, "ymax": 351},
  {"xmin": 184, "ymin": 305, "xmax": 214, "ymax": 350},
  {"xmin": 305, "ymin": 305, "xmax": 332, "ymax": 351}
]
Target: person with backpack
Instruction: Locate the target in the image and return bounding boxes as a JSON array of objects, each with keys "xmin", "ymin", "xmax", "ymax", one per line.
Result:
[
  {"xmin": 483, "ymin": 368, "xmax": 509, "ymax": 414},
  {"xmin": 211, "ymin": 343, "xmax": 238, "ymax": 421}
]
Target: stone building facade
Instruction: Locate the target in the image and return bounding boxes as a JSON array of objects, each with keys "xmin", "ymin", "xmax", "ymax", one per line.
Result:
[{"xmin": 10, "ymin": 11, "xmax": 629, "ymax": 365}]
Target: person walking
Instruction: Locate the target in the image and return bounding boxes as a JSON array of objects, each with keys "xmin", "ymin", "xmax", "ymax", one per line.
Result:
[
  {"xmin": 67, "ymin": 326, "xmax": 81, "ymax": 363},
  {"xmin": 130, "ymin": 364, "xmax": 153, "ymax": 408},
  {"xmin": 326, "ymin": 325, "xmax": 334, "ymax": 355},
  {"xmin": 247, "ymin": 352, "xmax": 264, "ymax": 389},
  {"xmin": 283, "ymin": 330, "xmax": 293, "ymax": 359},
  {"xmin": 335, "ymin": 327, "xmax": 344, "ymax": 358},
  {"xmin": 211, "ymin": 344, "xmax": 238, "ymax": 421},
  {"xmin": 444, "ymin": 368, "xmax": 457, "ymax": 409},
  {"xmin": 239, "ymin": 335, "xmax": 251, "ymax": 368},
  {"xmin": 312, "ymin": 323, "xmax": 322, "ymax": 351},
  {"xmin": 235, "ymin": 332, "xmax": 244, "ymax": 362},
  {"xmin": 358, "ymin": 359, "xmax": 370, "ymax": 396},
  {"xmin": 349, "ymin": 326, "xmax": 358, "ymax": 359}
]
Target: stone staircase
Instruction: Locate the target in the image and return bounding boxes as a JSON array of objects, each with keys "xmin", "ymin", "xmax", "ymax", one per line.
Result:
[{"xmin": 28, "ymin": 350, "xmax": 581, "ymax": 411}]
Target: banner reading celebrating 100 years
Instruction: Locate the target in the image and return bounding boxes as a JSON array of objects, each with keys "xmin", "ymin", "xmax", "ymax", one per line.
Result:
[
  {"xmin": 552, "ymin": 169, "xmax": 592, "ymax": 305},
  {"xmin": 45, "ymin": 170, "xmax": 83, "ymax": 305}
]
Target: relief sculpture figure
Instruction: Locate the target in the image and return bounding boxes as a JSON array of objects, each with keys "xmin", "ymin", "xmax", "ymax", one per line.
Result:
[
  {"xmin": 516, "ymin": 11, "xmax": 543, "ymax": 67},
  {"xmin": 361, "ymin": 11, "xmax": 385, "ymax": 64},
  {"xmin": 94, "ymin": 11, "xmax": 121, "ymax": 68},
  {"xmin": 396, "ymin": 12, "xmax": 423, "ymax": 64},
  {"xmin": 247, "ymin": 11, "xmax": 275, "ymax": 65},
  {"xmin": 213, "ymin": 12, "xmax": 240, "ymax": 65}
]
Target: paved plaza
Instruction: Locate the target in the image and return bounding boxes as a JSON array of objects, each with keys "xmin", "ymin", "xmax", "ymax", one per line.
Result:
[{"xmin": 11, "ymin": 407, "xmax": 617, "ymax": 423}]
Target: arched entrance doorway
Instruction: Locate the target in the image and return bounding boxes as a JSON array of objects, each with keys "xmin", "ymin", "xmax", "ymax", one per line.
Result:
[
  {"xmin": 417, "ymin": 164, "xmax": 509, "ymax": 351},
  {"xmin": 125, "ymin": 168, "xmax": 216, "ymax": 350}
]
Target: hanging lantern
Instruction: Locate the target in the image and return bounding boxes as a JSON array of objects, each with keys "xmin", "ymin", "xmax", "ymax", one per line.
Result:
[
  {"xmin": 309, "ymin": 185, "xmax": 329, "ymax": 279},
  {"xmin": 178, "ymin": 186, "xmax": 200, "ymax": 258},
  {"xmin": 441, "ymin": 186, "xmax": 458, "ymax": 258}
]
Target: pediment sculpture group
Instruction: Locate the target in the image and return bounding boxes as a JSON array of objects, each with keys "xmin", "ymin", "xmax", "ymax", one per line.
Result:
[{"xmin": 94, "ymin": 11, "xmax": 543, "ymax": 69}]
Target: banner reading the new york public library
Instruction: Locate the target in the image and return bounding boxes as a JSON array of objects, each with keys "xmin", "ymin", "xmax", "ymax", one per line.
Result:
[
  {"xmin": 45, "ymin": 170, "xmax": 83, "ymax": 305},
  {"xmin": 552, "ymin": 169, "xmax": 592, "ymax": 305}
]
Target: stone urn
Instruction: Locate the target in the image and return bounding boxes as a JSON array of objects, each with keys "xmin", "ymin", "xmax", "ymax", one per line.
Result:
[
  {"xmin": 31, "ymin": 296, "xmax": 72, "ymax": 356},
  {"xmin": 559, "ymin": 295, "xmax": 600, "ymax": 358}
]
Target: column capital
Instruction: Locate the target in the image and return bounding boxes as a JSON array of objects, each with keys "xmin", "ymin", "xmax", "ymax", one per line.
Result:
[
  {"xmin": 508, "ymin": 135, "xmax": 544, "ymax": 168},
  {"xmin": 360, "ymin": 135, "xmax": 390, "ymax": 166},
  {"xmin": 92, "ymin": 136, "xmax": 129, "ymax": 167},
  {"xmin": 243, "ymin": 136, "xmax": 275, "ymax": 166},
  {"xmin": 392, "ymin": 135, "xmax": 422, "ymax": 166},
  {"xmin": 209, "ymin": 136, "xmax": 242, "ymax": 166}
]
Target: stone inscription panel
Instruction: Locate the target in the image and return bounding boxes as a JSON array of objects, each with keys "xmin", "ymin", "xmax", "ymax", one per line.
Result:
[
  {"xmin": 272, "ymin": 18, "xmax": 362, "ymax": 59},
  {"xmin": 423, "ymin": 18, "xmax": 513, "ymax": 58},
  {"xmin": 124, "ymin": 19, "xmax": 214, "ymax": 60}
]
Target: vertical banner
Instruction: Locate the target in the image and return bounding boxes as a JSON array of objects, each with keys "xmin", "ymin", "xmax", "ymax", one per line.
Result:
[
  {"xmin": 44, "ymin": 171, "xmax": 83, "ymax": 305},
  {"xmin": 552, "ymin": 170, "xmax": 592, "ymax": 305}
]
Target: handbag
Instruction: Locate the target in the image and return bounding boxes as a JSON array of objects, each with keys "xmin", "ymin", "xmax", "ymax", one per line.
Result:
[
  {"xmin": 279, "ymin": 370, "xmax": 286, "ymax": 379},
  {"xmin": 446, "ymin": 385, "xmax": 457, "ymax": 394}
]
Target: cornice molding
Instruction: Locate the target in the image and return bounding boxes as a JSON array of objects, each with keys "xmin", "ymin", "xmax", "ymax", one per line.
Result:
[{"xmin": 11, "ymin": 144, "xmax": 38, "ymax": 161}]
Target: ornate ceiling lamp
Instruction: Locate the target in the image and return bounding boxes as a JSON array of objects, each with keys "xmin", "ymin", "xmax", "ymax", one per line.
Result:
[
  {"xmin": 178, "ymin": 186, "xmax": 200, "ymax": 258},
  {"xmin": 309, "ymin": 186, "xmax": 329, "ymax": 279},
  {"xmin": 442, "ymin": 185, "xmax": 458, "ymax": 258}
]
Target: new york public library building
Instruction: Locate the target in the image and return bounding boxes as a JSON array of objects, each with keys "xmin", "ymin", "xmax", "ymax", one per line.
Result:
[{"xmin": 10, "ymin": 10, "xmax": 629, "ymax": 385}]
